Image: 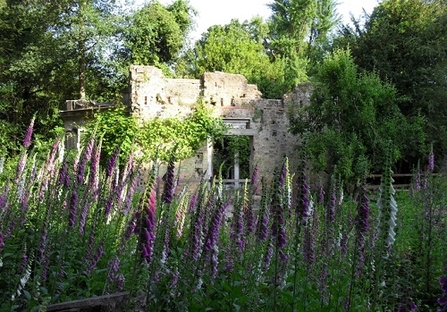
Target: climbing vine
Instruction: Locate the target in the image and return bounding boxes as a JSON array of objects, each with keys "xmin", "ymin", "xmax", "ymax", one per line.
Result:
[
  {"xmin": 138, "ymin": 103, "xmax": 226, "ymax": 161},
  {"xmin": 84, "ymin": 102, "xmax": 226, "ymax": 163},
  {"xmin": 84, "ymin": 104, "xmax": 139, "ymax": 163}
]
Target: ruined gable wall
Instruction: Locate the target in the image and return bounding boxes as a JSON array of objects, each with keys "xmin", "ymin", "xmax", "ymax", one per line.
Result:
[{"xmin": 128, "ymin": 65, "xmax": 311, "ymax": 183}]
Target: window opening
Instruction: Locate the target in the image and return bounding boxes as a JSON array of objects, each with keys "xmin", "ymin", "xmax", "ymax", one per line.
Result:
[{"xmin": 212, "ymin": 135, "xmax": 251, "ymax": 188}]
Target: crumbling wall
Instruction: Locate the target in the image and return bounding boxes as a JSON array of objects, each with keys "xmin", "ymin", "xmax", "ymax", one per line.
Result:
[{"xmin": 62, "ymin": 65, "xmax": 312, "ymax": 186}]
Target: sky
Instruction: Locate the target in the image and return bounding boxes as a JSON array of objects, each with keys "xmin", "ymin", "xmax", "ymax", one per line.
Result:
[{"xmin": 137, "ymin": 0, "xmax": 380, "ymax": 42}]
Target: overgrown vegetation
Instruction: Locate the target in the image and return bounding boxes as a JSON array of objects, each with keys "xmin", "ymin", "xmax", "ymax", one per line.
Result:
[
  {"xmin": 0, "ymin": 134, "xmax": 446, "ymax": 311},
  {"xmin": 84, "ymin": 102, "xmax": 226, "ymax": 163},
  {"xmin": 1, "ymin": 1, "xmax": 447, "ymax": 309}
]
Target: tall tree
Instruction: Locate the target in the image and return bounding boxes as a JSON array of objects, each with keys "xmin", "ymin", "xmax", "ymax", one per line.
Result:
[
  {"xmin": 122, "ymin": 0, "xmax": 195, "ymax": 73},
  {"xmin": 51, "ymin": 0, "xmax": 121, "ymax": 100},
  {"xmin": 0, "ymin": 0, "xmax": 124, "ymax": 155},
  {"xmin": 337, "ymin": 0, "xmax": 447, "ymax": 166},
  {"xmin": 181, "ymin": 18, "xmax": 307, "ymax": 98},
  {"xmin": 289, "ymin": 49, "xmax": 425, "ymax": 192},
  {"xmin": 268, "ymin": 0, "xmax": 339, "ymax": 70}
]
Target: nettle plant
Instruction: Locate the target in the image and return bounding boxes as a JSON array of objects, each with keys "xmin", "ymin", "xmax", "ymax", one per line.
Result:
[{"xmin": 0, "ymin": 118, "xmax": 446, "ymax": 311}]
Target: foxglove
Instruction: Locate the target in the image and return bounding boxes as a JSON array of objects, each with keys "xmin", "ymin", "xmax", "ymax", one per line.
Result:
[
  {"xmin": 428, "ymin": 148, "xmax": 434, "ymax": 171},
  {"xmin": 205, "ymin": 200, "xmax": 231, "ymax": 277},
  {"xmin": 68, "ymin": 191, "xmax": 78, "ymax": 227},
  {"xmin": 106, "ymin": 147, "xmax": 119, "ymax": 178},
  {"xmin": 377, "ymin": 156, "xmax": 398, "ymax": 254},
  {"xmin": 23, "ymin": 116, "xmax": 35, "ymax": 148},
  {"xmin": 355, "ymin": 187, "xmax": 369, "ymax": 275},
  {"xmin": 85, "ymin": 243, "xmax": 105, "ymax": 276},
  {"xmin": 162, "ymin": 157, "xmax": 176, "ymax": 205}
]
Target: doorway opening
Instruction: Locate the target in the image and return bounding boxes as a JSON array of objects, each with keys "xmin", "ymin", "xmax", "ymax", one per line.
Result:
[{"xmin": 212, "ymin": 135, "xmax": 251, "ymax": 188}]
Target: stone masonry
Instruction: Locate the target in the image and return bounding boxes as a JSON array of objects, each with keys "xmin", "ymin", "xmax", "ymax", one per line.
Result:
[{"xmin": 60, "ymin": 65, "xmax": 312, "ymax": 187}]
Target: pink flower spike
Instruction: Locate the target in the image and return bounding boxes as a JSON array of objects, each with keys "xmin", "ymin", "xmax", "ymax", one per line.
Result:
[{"xmin": 23, "ymin": 116, "xmax": 35, "ymax": 148}]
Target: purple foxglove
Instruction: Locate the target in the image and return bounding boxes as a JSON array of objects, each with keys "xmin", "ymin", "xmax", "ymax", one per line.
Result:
[
  {"xmin": 106, "ymin": 147, "xmax": 119, "ymax": 178},
  {"xmin": 189, "ymin": 192, "xmax": 198, "ymax": 213},
  {"xmin": 271, "ymin": 168, "xmax": 287, "ymax": 250},
  {"xmin": 85, "ymin": 243, "xmax": 105, "ymax": 276},
  {"xmin": 57, "ymin": 161, "xmax": 70, "ymax": 188},
  {"xmin": 205, "ymin": 200, "xmax": 231, "ymax": 253},
  {"xmin": 231, "ymin": 193, "xmax": 245, "ymax": 253},
  {"xmin": 107, "ymin": 256, "xmax": 120, "ymax": 284},
  {"xmin": 191, "ymin": 214, "xmax": 204, "ymax": 262},
  {"xmin": 68, "ymin": 191, "xmax": 78, "ymax": 227},
  {"xmin": 23, "ymin": 116, "xmax": 35, "ymax": 148},
  {"xmin": 428, "ymin": 149, "xmax": 434, "ymax": 171},
  {"xmin": 251, "ymin": 164, "xmax": 259, "ymax": 194},
  {"xmin": 79, "ymin": 199, "xmax": 91, "ymax": 235},
  {"xmin": 438, "ymin": 276, "xmax": 447, "ymax": 311},
  {"xmin": 116, "ymin": 273, "xmax": 125, "ymax": 291},
  {"xmin": 263, "ymin": 241, "xmax": 274, "ymax": 272},
  {"xmin": 327, "ymin": 182, "xmax": 336, "ymax": 224},
  {"xmin": 46, "ymin": 140, "xmax": 60, "ymax": 179},
  {"xmin": 15, "ymin": 152, "xmax": 27, "ymax": 183},
  {"xmin": 162, "ymin": 158, "xmax": 176, "ymax": 205},
  {"xmin": 90, "ymin": 143, "xmax": 101, "ymax": 195},
  {"xmin": 243, "ymin": 184, "xmax": 255, "ymax": 235},
  {"xmin": 318, "ymin": 184, "xmax": 325, "ymax": 205},
  {"xmin": 123, "ymin": 174, "xmax": 140, "ymax": 215},
  {"xmin": 140, "ymin": 189, "xmax": 156, "ymax": 262}
]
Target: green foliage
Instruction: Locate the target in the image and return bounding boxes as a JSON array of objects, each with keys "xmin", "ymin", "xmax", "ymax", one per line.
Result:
[
  {"xmin": 84, "ymin": 105, "xmax": 139, "ymax": 162},
  {"xmin": 84, "ymin": 102, "xmax": 225, "ymax": 163},
  {"xmin": 268, "ymin": 0, "xmax": 339, "ymax": 71},
  {"xmin": 1, "ymin": 137, "xmax": 447, "ymax": 311},
  {"xmin": 138, "ymin": 103, "xmax": 226, "ymax": 161},
  {"xmin": 289, "ymin": 49, "xmax": 425, "ymax": 190},
  {"xmin": 181, "ymin": 18, "xmax": 307, "ymax": 99},
  {"xmin": 213, "ymin": 136, "xmax": 251, "ymax": 179},
  {"xmin": 123, "ymin": 0, "xmax": 194, "ymax": 70},
  {"xmin": 337, "ymin": 0, "xmax": 447, "ymax": 167}
]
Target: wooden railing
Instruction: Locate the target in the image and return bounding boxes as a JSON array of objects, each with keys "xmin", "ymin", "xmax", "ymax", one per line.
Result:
[{"xmin": 366, "ymin": 173, "xmax": 442, "ymax": 190}]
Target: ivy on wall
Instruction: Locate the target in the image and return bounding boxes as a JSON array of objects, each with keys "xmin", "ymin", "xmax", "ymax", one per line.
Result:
[{"xmin": 84, "ymin": 102, "xmax": 227, "ymax": 163}]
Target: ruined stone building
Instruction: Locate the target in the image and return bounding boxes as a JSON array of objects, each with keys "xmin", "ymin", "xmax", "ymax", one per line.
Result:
[{"xmin": 60, "ymin": 65, "xmax": 312, "ymax": 187}]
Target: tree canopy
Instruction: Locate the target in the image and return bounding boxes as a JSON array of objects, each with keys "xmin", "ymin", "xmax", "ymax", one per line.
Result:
[
  {"xmin": 0, "ymin": 0, "xmax": 443, "ymax": 179},
  {"xmin": 180, "ymin": 18, "xmax": 306, "ymax": 99},
  {"xmin": 336, "ymin": 0, "xmax": 447, "ymax": 168},
  {"xmin": 289, "ymin": 49, "xmax": 425, "ymax": 190}
]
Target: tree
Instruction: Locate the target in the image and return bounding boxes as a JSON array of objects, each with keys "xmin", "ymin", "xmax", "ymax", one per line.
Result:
[
  {"xmin": 181, "ymin": 18, "xmax": 307, "ymax": 98},
  {"xmin": 0, "ymin": 0, "xmax": 127, "ymax": 156},
  {"xmin": 289, "ymin": 49, "xmax": 425, "ymax": 192},
  {"xmin": 337, "ymin": 0, "xmax": 447, "ymax": 167},
  {"xmin": 122, "ymin": 0, "xmax": 195, "ymax": 73},
  {"xmin": 268, "ymin": 0, "xmax": 339, "ymax": 70},
  {"xmin": 0, "ymin": 0, "xmax": 66, "ymax": 154}
]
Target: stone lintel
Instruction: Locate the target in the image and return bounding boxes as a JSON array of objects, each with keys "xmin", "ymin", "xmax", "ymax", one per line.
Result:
[{"xmin": 226, "ymin": 128, "xmax": 257, "ymax": 136}]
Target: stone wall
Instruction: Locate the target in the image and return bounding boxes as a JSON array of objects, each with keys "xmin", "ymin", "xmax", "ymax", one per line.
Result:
[
  {"xmin": 61, "ymin": 65, "xmax": 312, "ymax": 187},
  {"xmin": 127, "ymin": 65, "xmax": 310, "ymax": 185}
]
